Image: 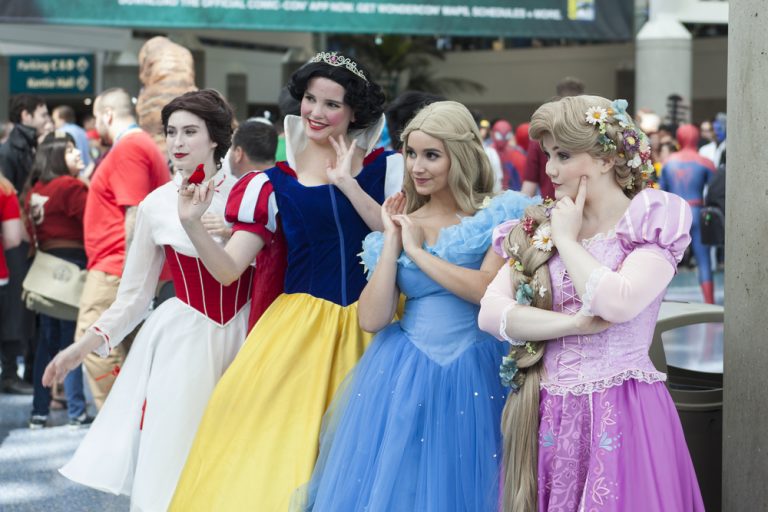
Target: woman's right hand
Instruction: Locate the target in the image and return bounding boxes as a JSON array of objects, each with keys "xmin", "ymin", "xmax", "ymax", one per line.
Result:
[
  {"xmin": 178, "ymin": 179, "xmax": 215, "ymax": 225},
  {"xmin": 382, "ymin": 192, "xmax": 405, "ymax": 234},
  {"xmin": 42, "ymin": 334, "xmax": 102, "ymax": 387},
  {"xmin": 573, "ymin": 312, "xmax": 612, "ymax": 336},
  {"xmin": 0, "ymin": 175, "xmax": 15, "ymax": 195},
  {"xmin": 381, "ymin": 192, "xmax": 405, "ymax": 252}
]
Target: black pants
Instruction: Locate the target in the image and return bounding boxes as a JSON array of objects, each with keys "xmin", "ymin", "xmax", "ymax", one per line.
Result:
[{"xmin": 0, "ymin": 243, "xmax": 34, "ymax": 380}]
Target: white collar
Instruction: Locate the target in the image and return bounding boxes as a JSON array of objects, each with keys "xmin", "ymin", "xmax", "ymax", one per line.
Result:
[{"xmin": 283, "ymin": 114, "xmax": 386, "ymax": 169}]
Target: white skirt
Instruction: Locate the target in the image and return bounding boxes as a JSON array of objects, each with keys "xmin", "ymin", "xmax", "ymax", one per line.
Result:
[{"xmin": 60, "ymin": 297, "xmax": 249, "ymax": 512}]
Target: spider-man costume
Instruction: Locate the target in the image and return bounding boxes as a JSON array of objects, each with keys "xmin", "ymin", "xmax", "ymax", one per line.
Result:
[{"xmin": 660, "ymin": 124, "xmax": 717, "ymax": 303}]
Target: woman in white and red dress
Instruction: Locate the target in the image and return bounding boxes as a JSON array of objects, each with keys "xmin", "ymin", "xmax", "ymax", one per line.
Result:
[{"xmin": 43, "ymin": 90, "xmax": 252, "ymax": 511}]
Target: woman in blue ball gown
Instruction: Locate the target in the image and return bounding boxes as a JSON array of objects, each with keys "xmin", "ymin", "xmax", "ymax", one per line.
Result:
[{"xmin": 292, "ymin": 101, "xmax": 537, "ymax": 511}]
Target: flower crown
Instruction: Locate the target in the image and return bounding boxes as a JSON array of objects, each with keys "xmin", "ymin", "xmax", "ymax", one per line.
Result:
[
  {"xmin": 585, "ymin": 99, "xmax": 654, "ymax": 186},
  {"xmin": 309, "ymin": 51, "xmax": 368, "ymax": 82}
]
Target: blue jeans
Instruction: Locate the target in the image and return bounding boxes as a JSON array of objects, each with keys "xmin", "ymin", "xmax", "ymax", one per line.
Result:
[
  {"xmin": 32, "ymin": 314, "xmax": 86, "ymax": 419},
  {"xmin": 31, "ymin": 247, "xmax": 88, "ymax": 419}
]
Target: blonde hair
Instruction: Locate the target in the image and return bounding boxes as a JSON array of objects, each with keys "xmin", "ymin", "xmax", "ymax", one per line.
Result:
[
  {"xmin": 400, "ymin": 101, "xmax": 495, "ymax": 213},
  {"xmin": 499, "ymin": 204, "xmax": 554, "ymax": 512},
  {"xmin": 529, "ymin": 95, "xmax": 645, "ymax": 198}
]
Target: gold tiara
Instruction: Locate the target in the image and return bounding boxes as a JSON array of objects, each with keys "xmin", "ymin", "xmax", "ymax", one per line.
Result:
[{"xmin": 309, "ymin": 51, "xmax": 368, "ymax": 82}]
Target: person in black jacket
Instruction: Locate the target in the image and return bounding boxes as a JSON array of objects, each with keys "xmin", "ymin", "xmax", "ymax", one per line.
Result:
[
  {"xmin": 702, "ymin": 150, "xmax": 726, "ymax": 258},
  {"xmin": 0, "ymin": 95, "xmax": 50, "ymax": 192},
  {"xmin": 705, "ymin": 149, "xmax": 726, "ymax": 214},
  {"xmin": 0, "ymin": 94, "xmax": 49, "ymax": 394}
]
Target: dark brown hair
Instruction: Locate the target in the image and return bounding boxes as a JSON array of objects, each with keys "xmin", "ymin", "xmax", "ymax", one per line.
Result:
[
  {"xmin": 287, "ymin": 57, "xmax": 385, "ymax": 130},
  {"xmin": 26, "ymin": 132, "xmax": 77, "ymax": 188},
  {"xmin": 161, "ymin": 89, "xmax": 235, "ymax": 167}
]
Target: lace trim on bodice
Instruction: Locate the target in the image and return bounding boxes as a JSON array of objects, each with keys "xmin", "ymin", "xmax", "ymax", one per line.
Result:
[
  {"xmin": 542, "ymin": 368, "xmax": 667, "ymax": 396},
  {"xmin": 580, "ymin": 265, "xmax": 611, "ymax": 317},
  {"xmin": 580, "ymin": 229, "xmax": 616, "ymax": 248}
]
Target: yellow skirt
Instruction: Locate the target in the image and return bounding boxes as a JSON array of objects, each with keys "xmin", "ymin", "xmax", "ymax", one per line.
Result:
[{"xmin": 170, "ymin": 293, "xmax": 373, "ymax": 511}]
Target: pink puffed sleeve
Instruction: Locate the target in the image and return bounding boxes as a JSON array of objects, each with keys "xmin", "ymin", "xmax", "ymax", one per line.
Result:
[
  {"xmin": 491, "ymin": 219, "xmax": 520, "ymax": 258},
  {"xmin": 615, "ymin": 188, "xmax": 692, "ymax": 269},
  {"xmin": 479, "ymin": 263, "xmax": 525, "ymax": 344},
  {"xmin": 582, "ymin": 189, "xmax": 693, "ymax": 323}
]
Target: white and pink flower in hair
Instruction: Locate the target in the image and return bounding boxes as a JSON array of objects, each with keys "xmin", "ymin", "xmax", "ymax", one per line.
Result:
[
  {"xmin": 532, "ymin": 225, "xmax": 554, "ymax": 252},
  {"xmin": 585, "ymin": 106, "xmax": 608, "ymax": 125}
]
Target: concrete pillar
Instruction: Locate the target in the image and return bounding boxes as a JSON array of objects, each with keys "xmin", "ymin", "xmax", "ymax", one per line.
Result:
[
  {"xmin": 94, "ymin": 50, "xmax": 105, "ymax": 94},
  {"xmin": 635, "ymin": 0, "xmax": 692, "ymax": 117},
  {"xmin": 723, "ymin": 1, "xmax": 768, "ymax": 510}
]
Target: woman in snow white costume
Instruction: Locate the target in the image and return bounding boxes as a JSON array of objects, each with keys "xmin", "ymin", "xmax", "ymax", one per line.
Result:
[
  {"xmin": 43, "ymin": 89, "xmax": 249, "ymax": 511},
  {"xmin": 169, "ymin": 52, "xmax": 403, "ymax": 511}
]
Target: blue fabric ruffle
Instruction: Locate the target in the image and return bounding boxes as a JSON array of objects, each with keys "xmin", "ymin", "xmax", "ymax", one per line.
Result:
[{"xmin": 359, "ymin": 191, "xmax": 537, "ymax": 278}]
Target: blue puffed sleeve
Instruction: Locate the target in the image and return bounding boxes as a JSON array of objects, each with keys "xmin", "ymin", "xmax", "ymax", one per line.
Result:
[
  {"xmin": 359, "ymin": 230, "xmax": 385, "ymax": 280},
  {"xmin": 428, "ymin": 191, "xmax": 538, "ymax": 266}
]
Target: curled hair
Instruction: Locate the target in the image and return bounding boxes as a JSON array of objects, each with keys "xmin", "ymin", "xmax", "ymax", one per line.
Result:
[
  {"xmin": 529, "ymin": 95, "xmax": 646, "ymax": 198},
  {"xmin": 500, "ymin": 204, "xmax": 555, "ymax": 512},
  {"xmin": 287, "ymin": 59, "xmax": 385, "ymax": 130},
  {"xmin": 161, "ymin": 89, "xmax": 235, "ymax": 168},
  {"xmin": 400, "ymin": 101, "xmax": 495, "ymax": 214}
]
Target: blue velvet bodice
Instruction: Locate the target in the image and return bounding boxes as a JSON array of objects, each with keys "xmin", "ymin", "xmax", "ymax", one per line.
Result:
[{"xmin": 265, "ymin": 149, "xmax": 392, "ymax": 306}]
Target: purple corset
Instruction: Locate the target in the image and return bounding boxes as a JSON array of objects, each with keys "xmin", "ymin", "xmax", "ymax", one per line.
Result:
[{"xmin": 541, "ymin": 233, "xmax": 666, "ymax": 395}]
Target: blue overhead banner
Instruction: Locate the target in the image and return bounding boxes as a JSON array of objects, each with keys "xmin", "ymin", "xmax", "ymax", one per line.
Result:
[
  {"xmin": 9, "ymin": 54, "xmax": 95, "ymax": 95},
  {"xmin": 0, "ymin": 0, "xmax": 634, "ymax": 40}
]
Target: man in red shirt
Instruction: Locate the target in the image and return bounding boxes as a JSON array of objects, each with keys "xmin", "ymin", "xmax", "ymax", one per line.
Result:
[
  {"xmin": 224, "ymin": 119, "xmax": 286, "ymax": 329},
  {"xmin": 77, "ymin": 88, "xmax": 169, "ymax": 408},
  {"xmin": 0, "ymin": 177, "xmax": 25, "ymax": 389},
  {"xmin": 0, "ymin": 94, "xmax": 49, "ymax": 394},
  {"xmin": 0, "ymin": 176, "xmax": 23, "ymax": 287}
]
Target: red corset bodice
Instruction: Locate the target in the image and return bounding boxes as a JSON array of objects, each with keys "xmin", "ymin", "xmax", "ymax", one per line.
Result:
[{"xmin": 164, "ymin": 246, "xmax": 253, "ymax": 325}]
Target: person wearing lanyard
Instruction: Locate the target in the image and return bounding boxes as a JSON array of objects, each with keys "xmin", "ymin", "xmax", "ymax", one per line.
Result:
[{"xmin": 76, "ymin": 88, "xmax": 170, "ymax": 409}]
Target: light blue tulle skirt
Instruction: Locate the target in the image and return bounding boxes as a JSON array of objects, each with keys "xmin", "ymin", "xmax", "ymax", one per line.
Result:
[{"xmin": 292, "ymin": 323, "xmax": 507, "ymax": 512}]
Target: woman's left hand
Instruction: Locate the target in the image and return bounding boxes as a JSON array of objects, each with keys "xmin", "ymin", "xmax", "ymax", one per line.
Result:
[
  {"xmin": 201, "ymin": 212, "xmax": 233, "ymax": 241},
  {"xmin": 551, "ymin": 176, "xmax": 587, "ymax": 246},
  {"xmin": 392, "ymin": 214, "xmax": 425, "ymax": 258},
  {"xmin": 326, "ymin": 135, "xmax": 358, "ymax": 188}
]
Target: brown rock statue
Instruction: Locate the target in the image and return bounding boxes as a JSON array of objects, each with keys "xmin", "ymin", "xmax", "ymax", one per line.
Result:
[{"xmin": 136, "ymin": 36, "xmax": 197, "ymax": 153}]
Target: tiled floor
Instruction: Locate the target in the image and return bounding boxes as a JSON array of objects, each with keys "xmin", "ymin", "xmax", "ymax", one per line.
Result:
[{"xmin": 0, "ymin": 394, "xmax": 129, "ymax": 511}]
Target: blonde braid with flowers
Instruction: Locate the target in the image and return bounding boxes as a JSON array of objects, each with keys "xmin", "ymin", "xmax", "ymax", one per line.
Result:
[{"xmin": 499, "ymin": 202, "xmax": 555, "ymax": 512}]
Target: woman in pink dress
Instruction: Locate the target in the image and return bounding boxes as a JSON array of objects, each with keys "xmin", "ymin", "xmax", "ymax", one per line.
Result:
[{"xmin": 479, "ymin": 95, "xmax": 705, "ymax": 511}]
